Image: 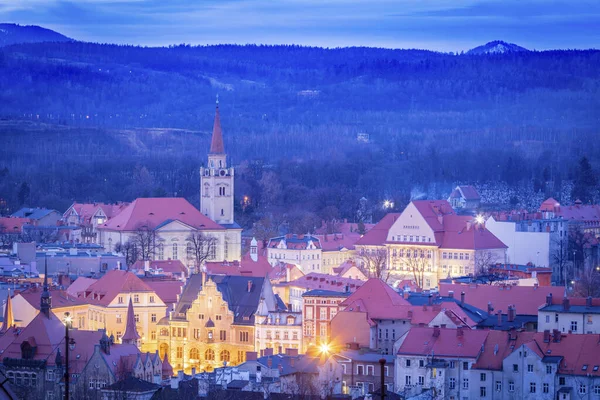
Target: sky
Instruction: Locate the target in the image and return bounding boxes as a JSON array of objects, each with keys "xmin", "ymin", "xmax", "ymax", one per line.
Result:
[{"xmin": 1, "ymin": 0, "xmax": 599, "ymax": 51}]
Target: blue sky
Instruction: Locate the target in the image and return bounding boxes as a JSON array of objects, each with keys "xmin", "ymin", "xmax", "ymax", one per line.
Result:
[{"xmin": 1, "ymin": 0, "xmax": 598, "ymax": 51}]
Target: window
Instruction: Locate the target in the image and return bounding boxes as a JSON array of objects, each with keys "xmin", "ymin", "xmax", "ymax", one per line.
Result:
[
  {"xmin": 546, "ymin": 365, "xmax": 552, "ymax": 374},
  {"xmin": 418, "ymin": 376, "xmax": 425, "ymax": 385},
  {"xmin": 543, "ymin": 383, "xmax": 549, "ymax": 393},
  {"xmin": 559, "ymin": 377, "xmax": 566, "ymax": 385},
  {"xmin": 198, "ymin": 314, "xmax": 205, "ymax": 320},
  {"xmin": 405, "ymin": 359, "xmax": 411, "ymax": 367},
  {"xmin": 480, "ymin": 373, "xmax": 486, "ymax": 381},
  {"xmin": 47, "ymin": 391, "xmax": 55, "ymax": 400},
  {"xmin": 527, "ymin": 364, "xmax": 533, "ymax": 373},
  {"xmin": 509, "ymin": 381, "xmax": 514, "ymax": 392},
  {"xmin": 463, "ymin": 362, "xmax": 469, "ymax": 370},
  {"xmin": 151, "ymin": 314, "xmax": 157, "ymax": 322},
  {"xmin": 151, "ymin": 330, "xmax": 156, "ymax": 340},
  {"xmin": 239, "ymin": 331, "xmax": 249, "ymax": 342},
  {"xmin": 480, "ymin": 387, "xmax": 486, "ymax": 397},
  {"xmin": 571, "ymin": 321, "xmax": 578, "ymax": 332},
  {"xmin": 357, "ymin": 365, "xmax": 364, "ymax": 375},
  {"xmin": 450, "ymin": 361, "xmax": 456, "ymax": 369},
  {"xmin": 463, "ymin": 378, "xmax": 469, "ymax": 389},
  {"xmin": 172, "ymin": 243, "xmax": 178, "ymax": 259},
  {"xmin": 384, "ymin": 366, "xmax": 389, "ymax": 376},
  {"xmin": 449, "ymin": 378, "xmax": 456, "ymax": 389},
  {"xmin": 118, "ymin": 296, "xmax": 124, "ymax": 304},
  {"xmin": 134, "ymin": 314, "xmax": 140, "ymax": 322},
  {"xmin": 495, "ymin": 381, "xmax": 501, "ymax": 391},
  {"xmin": 149, "ymin": 295, "xmax": 155, "ymax": 303},
  {"xmin": 133, "ymin": 294, "xmax": 140, "ymax": 303},
  {"xmin": 579, "ymin": 384, "xmax": 587, "ymax": 395},
  {"xmin": 366, "ymin": 365, "xmax": 374, "ymax": 375},
  {"xmin": 189, "ymin": 348, "xmax": 199, "ymax": 360},
  {"xmin": 405, "ymin": 375, "xmax": 412, "ymax": 386},
  {"xmin": 116, "ymin": 314, "xmax": 122, "ymax": 324},
  {"xmin": 216, "ymin": 315, "xmax": 222, "ymax": 321},
  {"xmin": 443, "ymin": 252, "xmax": 447, "ymax": 259},
  {"xmin": 594, "ymin": 385, "xmax": 600, "ymax": 395},
  {"xmin": 46, "ymin": 370, "xmax": 54, "ymax": 382},
  {"xmin": 220, "ymin": 350, "xmax": 230, "ymax": 362},
  {"xmin": 513, "ymin": 364, "xmax": 518, "ymax": 372},
  {"xmin": 530, "ymin": 382, "xmax": 536, "ymax": 393},
  {"xmin": 220, "ymin": 330, "xmax": 226, "ymax": 341},
  {"xmin": 176, "ymin": 347, "xmax": 183, "ymax": 358},
  {"xmin": 158, "ymin": 244, "xmax": 164, "ymax": 259},
  {"xmin": 545, "ymin": 315, "xmax": 550, "ymax": 323},
  {"xmin": 306, "ymin": 307, "xmax": 313, "ymax": 319},
  {"xmin": 320, "ymin": 308, "xmax": 327, "ymax": 320},
  {"xmin": 419, "ymin": 359, "xmax": 424, "ymax": 367},
  {"xmin": 205, "ymin": 349, "xmax": 215, "ymax": 361}
]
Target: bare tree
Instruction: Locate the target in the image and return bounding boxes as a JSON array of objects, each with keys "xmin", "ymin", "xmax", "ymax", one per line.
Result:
[
  {"xmin": 398, "ymin": 247, "xmax": 430, "ymax": 290},
  {"xmin": 114, "ymin": 241, "xmax": 138, "ymax": 267},
  {"xmin": 573, "ymin": 265, "xmax": 600, "ymax": 298},
  {"xmin": 131, "ymin": 223, "xmax": 157, "ymax": 261},
  {"xmin": 187, "ymin": 232, "xmax": 217, "ymax": 274},
  {"xmin": 551, "ymin": 237, "xmax": 569, "ymax": 285},
  {"xmin": 358, "ymin": 248, "xmax": 390, "ymax": 283},
  {"xmin": 473, "ymin": 251, "xmax": 506, "ymax": 285},
  {"xmin": 251, "ymin": 214, "xmax": 282, "ymax": 249},
  {"xmin": 20, "ymin": 227, "xmax": 58, "ymax": 244}
]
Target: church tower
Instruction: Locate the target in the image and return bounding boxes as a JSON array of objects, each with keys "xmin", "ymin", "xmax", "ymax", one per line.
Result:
[{"xmin": 200, "ymin": 99, "xmax": 235, "ymax": 225}]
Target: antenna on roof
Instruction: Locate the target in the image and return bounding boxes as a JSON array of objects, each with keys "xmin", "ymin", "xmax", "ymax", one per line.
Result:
[{"xmin": 216, "ymin": 94, "xmax": 219, "ymax": 106}]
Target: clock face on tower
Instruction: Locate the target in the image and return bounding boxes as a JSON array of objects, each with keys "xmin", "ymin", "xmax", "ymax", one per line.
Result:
[{"xmin": 219, "ymin": 170, "xmax": 226, "ymax": 176}]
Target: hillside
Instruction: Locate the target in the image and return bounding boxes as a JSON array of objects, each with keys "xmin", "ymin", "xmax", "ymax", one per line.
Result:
[
  {"xmin": 467, "ymin": 40, "xmax": 528, "ymax": 55},
  {"xmin": 0, "ymin": 23, "xmax": 72, "ymax": 46}
]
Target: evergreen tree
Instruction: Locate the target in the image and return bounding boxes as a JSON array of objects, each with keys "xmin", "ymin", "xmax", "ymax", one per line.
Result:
[
  {"xmin": 17, "ymin": 182, "xmax": 30, "ymax": 206},
  {"xmin": 571, "ymin": 157, "xmax": 597, "ymax": 203}
]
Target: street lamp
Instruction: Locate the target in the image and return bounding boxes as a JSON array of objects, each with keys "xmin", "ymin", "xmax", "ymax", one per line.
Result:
[
  {"xmin": 475, "ymin": 215, "xmax": 485, "ymax": 225},
  {"xmin": 383, "ymin": 200, "xmax": 394, "ymax": 210},
  {"xmin": 63, "ymin": 312, "xmax": 73, "ymax": 400}
]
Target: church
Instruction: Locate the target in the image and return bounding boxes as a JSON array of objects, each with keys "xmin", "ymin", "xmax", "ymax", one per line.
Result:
[{"xmin": 98, "ymin": 101, "xmax": 242, "ymax": 265}]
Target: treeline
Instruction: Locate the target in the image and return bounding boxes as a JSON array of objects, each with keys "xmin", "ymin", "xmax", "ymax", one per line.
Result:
[{"xmin": 0, "ymin": 42, "xmax": 599, "ymax": 228}]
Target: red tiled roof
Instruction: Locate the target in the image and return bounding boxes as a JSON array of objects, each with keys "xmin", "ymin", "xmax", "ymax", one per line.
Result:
[
  {"xmin": 412, "ymin": 200, "xmax": 455, "ymax": 232},
  {"xmin": 540, "ymin": 197, "xmax": 560, "ymax": 212},
  {"xmin": 142, "ymin": 279, "xmax": 184, "ymax": 305},
  {"xmin": 397, "ymin": 327, "xmax": 489, "ymax": 358},
  {"xmin": 458, "ymin": 185, "xmax": 480, "ymax": 200},
  {"xmin": 282, "ymin": 273, "xmax": 364, "ymax": 292},
  {"xmin": 438, "ymin": 215, "xmax": 507, "ymax": 250},
  {"xmin": 65, "ymin": 202, "xmax": 129, "ymax": 225},
  {"xmin": 16, "ymin": 287, "xmax": 87, "ymax": 310},
  {"xmin": 407, "ymin": 303, "xmax": 478, "ymax": 327},
  {"xmin": 205, "ymin": 252, "xmax": 273, "ymax": 277},
  {"xmin": 99, "ymin": 198, "xmax": 223, "ymax": 231},
  {"xmin": 315, "ymin": 222, "xmax": 375, "ymax": 236},
  {"xmin": 79, "ymin": 270, "xmax": 154, "ymax": 306},
  {"xmin": 439, "ymin": 283, "xmax": 565, "ymax": 315},
  {"xmin": 66, "ymin": 277, "xmax": 97, "ymax": 297},
  {"xmin": 210, "ymin": 104, "xmax": 225, "ymax": 154},
  {"xmin": 340, "ymin": 278, "xmax": 409, "ymax": 319},
  {"xmin": 316, "ymin": 233, "xmax": 362, "ymax": 251},
  {"xmin": 131, "ymin": 260, "xmax": 188, "ymax": 276},
  {"xmin": 0, "ymin": 217, "xmax": 30, "ymax": 233},
  {"xmin": 355, "ymin": 213, "xmax": 400, "ymax": 246}
]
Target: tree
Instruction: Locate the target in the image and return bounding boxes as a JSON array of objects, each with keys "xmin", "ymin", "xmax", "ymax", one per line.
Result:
[
  {"xmin": 357, "ymin": 221, "xmax": 366, "ymax": 235},
  {"xmin": 131, "ymin": 223, "xmax": 157, "ymax": 261},
  {"xmin": 17, "ymin": 182, "xmax": 30, "ymax": 206},
  {"xmin": 358, "ymin": 248, "xmax": 390, "ymax": 283},
  {"xmin": 398, "ymin": 247, "xmax": 430, "ymax": 290},
  {"xmin": 473, "ymin": 251, "xmax": 506, "ymax": 285},
  {"xmin": 114, "ymin": 241, "xmax": 138, "ymax": 268},
  {"xmin": 251, "ymin": 214, "xmax": 282, "ymax": 248},
  {"xmin": 187, "ymin": 232, "xmax": 217, "ymax": 273},
  {"xmin": 571, "ymin": 156, "xmax": 598, "ymax": 203},
  {"xmin": 568, "ymin": 226, "xmax": 595, "ymax": 278},
  {"xmin": 551, "ymin": 237, "xmax": 569, "ymax": 285},
  {"xmin": 573, "ymin": 265, "xmax": 600, "ymax": 298}
]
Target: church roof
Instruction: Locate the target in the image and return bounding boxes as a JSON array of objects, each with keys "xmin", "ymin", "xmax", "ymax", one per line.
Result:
[
  {"xmin": 121, "ymin": 297, "xmax": 141, "ymax": 342},
  {"xmin": 210, "ymin": 104, "xmax": 225, "ymax": 154}
]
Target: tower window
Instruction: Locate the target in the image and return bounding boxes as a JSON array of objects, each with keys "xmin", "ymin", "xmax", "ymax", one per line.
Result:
[
  {"xmin": 219, "ymin": 160, "xmax": 222, "ymax": 168},
  {"xmin": 221, "ymin": 209, "xmax": 224, "ymax": 216}
]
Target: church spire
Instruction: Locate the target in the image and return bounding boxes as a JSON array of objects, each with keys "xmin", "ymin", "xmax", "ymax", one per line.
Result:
[
  {"xmin": 1, "ymin": 289, "xmax": 14, "ymax": 332},
  {"xmin": 40, "ymin": 256, "xmax": 51, "ymax": 318},
  {"xmin": 209, "ymin": 96, "xmax": 225, "ymax": 154},
  {"xmin": 121, "ymin": 297, "xmax": 140, "ymax": 345}
]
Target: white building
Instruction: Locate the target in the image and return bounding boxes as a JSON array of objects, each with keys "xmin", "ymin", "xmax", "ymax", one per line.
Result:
[
  {"xmin": 486, "ymin": 216, "xmax": 550, "ymax": 267},
  {"xmin": 267, "ymin": 234, "xmax": 322, "ymax": 273}
]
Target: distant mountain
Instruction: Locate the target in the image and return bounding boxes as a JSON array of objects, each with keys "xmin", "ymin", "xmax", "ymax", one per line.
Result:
[
  {"xmin": 0, "ymin": 23, "xmax": 73, "ymax": 46},
  {"xmin": 467, "ymin": 40, "xmax": 528, "ymax": 55}
]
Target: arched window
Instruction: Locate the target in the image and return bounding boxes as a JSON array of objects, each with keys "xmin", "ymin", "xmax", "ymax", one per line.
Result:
[
  {"xmin": 189, "ymin": 348, "xmax": 200, "ymax": 360},
  {"xmin": 159, "ymin": 343, "xmax": 169, "ymax": 360},
  {"xmin": 158, "ymin": 243, "xmax": 164, "ymax": 259},
  {"xmin": 172, "ymin": 243, "xmax": 178, "ymax": 259},
  {"xmin": 220, "ymin": 350, "xmax": 230, "ymax": 362},
  {"xmin": 205, "ymin": 349, "xmax": 215, "ymax": 361},
  {"xmin": 108, "ymin": 238, "xmax": 113, "ymax": 252},
  {"xmin": 186, "ymin": 242, "xmax": 193, "ymax": 259}
]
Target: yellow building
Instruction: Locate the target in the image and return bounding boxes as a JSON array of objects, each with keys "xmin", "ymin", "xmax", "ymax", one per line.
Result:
[{"xmin": 157, "ymin": 273, "xmax": 280, "ymax": 373}]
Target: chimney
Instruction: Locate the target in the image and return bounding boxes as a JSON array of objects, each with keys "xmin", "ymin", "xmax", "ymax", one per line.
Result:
[
  {"xmin": 428, "ymin": 294, "xmax": 433, "ymax": 306},
  {"xmin": 587, "ymin": 296, "xmax": 593, "ymax": 308},
  {"xmin": 448, "ymin": 291, "xmax": 454, "ymax": 299},
  {"xmin": 348, "ymin": 342, "xmax": 360, "ymax": 350},
  {"xmin": 562, "ymin": 297, "xmax": 570, "ymax": 311},
  {"xmin": 487, "ymin": 302, "xmax": 494, "ymax": 314},
  {"xmin": 144, "ymin": 260, "xmax": 150, "ymax": 272},
  {"xmin": 290, "ymin": 358, "xmax": 295, "ymax": 367},
  {"xmin": 433, "ymin": 326, "xmax": 440, "ymax": 337},
  {"xmin": 403, "ymin": 291, "xmax": 409, "ymax": 300},
  {"xmin": 285, "ymin": 348, "xmax": 299, "ymax": 357},
  {"xmin": 457, "ymin": 326, "xmax": 464, "ymax": 337},
  {"xmin": 263, "ymin": 348, "xmax": 273, "ymax": 357},
  {"xmin": 407, "ymin": 310, "xmax": 413, "ymax": 319},
  {"xmin": 546, "ymin": 293, "xmax": 553, "ymax": 306},
  {"xmin": 460, "ymin": 292, "xmax": 465, "ymax": 306},
  {"xmin": 247, "ymin": 280, "xmax": 253, "ymax": 293},
  {"xmin": 497, "ymin": 310, "xmax": 502, "ymax": 326},
  {"xmin": 507, "ymin": 305, "xmax": 516, "ymax": 322},
  {"xmin": 552, "ymin": 329, "xmax": 561, "ymax": 343},
  {"xmin": 543, "ymin": 330, "xmax": 551, "ymax": 343},
  {"xmin": 246, "ymin": 351, "xmax": 257, "ymax": 361}
]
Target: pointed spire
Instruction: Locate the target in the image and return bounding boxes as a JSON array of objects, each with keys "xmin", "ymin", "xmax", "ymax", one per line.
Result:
[
  {"xmin": 121, "ymin": 297, "xmax": 140, "ymax": 345},
  {"xmin": 162, "ymin": 353, "xmax": 174, "ymax": 379},
  {"xmin": 40, "ymin": 256, "xmax": 51, "ymax": 318},
  {"xmin": 209, "ymin": 98, "xmax": 225, "ymax": 154},
  {"xmin": 1, "ymin": 289, "xmax": 14, "ymax": 332}
]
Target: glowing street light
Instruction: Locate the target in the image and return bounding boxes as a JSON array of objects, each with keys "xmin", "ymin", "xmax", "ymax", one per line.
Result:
[
  {"xmin": 475, "ymin": 215, "xmax": 485, "ymax": 225},
  {"xmin": 383, "ymin": 200, "xmax": 394, "ymax": 209},
  {"xmin": 319, "ymin": 342, "xmax": 331, "ymax": 355}
]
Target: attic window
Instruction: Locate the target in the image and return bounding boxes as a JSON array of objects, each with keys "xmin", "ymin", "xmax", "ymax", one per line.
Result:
[
  {"xmin": 180, "ymin": 212, "xmax": 185, "ymax": 215},
  {"xmin": 593, "ymin": 366, "xmax": 599, "ymax": 372},
  {"xmin": 582, "ymin": 365, "xmax": 588, "ymax": 371},
  {"xmin": 149, "ymin": 212, "xmax": 154, "ymax": 216}
]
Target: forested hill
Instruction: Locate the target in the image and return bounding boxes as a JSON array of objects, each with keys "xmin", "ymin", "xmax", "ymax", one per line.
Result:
[
  {"xmin": 0, "ymin": 39, "xmax": 599, "ymax": 224},
  {"xmin": 0, "ymin": 23, "xmax": 72, "ymax": 46}
]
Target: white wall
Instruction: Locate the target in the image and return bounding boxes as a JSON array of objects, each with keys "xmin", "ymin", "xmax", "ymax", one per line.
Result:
[{"xmin": 486, "ymin": 217, "xmax": 550, "ymax": 267}]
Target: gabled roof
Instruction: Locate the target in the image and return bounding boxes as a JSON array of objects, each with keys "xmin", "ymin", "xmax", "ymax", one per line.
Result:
[
  {"xmin": 205, "ymin": 251, "xmax": 272, "ymax": 277},
  {"xmin": 11, "ymin": 208, "xmax": 58, "ymax": 220},
  {"xmin": 17, "ymin": 287, "xmax": 87, "ymax": 310},
  {"xmin": 281, "ymin": 273, "xmax": 363, "ymax": 292},
  {"xmin": 66, "ymin": 277, "xmax": 97, "ymax": 297},
  {"xmin": 458, "ymin": 185, "xmax": 481, "ymax": 200},
  {"xmin": 355, "ymin": 213, "xmax": 399, "ymax": 246},
  {"xmin": 412, "ymin": 200, "xmax": 455, "ymax": 232},
  {"xmin": 0, "ymin": 217, "xmax": 30, "ymax": 233},
  {"xmin": 397, "ymin": 327, "xmax": 489, "ymax": 358},
  {"xmin": 439, "ymin": 283, "xmax": 565, "ymax": 316},
  {"xmin": 64, "ymin": 202, "xmax": 129, "ymax": 224},
  {"xmin": 142, "ymin": 279, "xmax": 183, "ymax": 305},
  {"xmin": 79, "ymin": 270, "xmax": 154, "ymax": 306},
  {"xmin": 315, "ymin": 233, "xmax": 362, "ymax": 251},
  {"xmin": 268, "ymin": 234, "xmax": 321, "ymax": 250},
  {"xmin": 340, "ymin": 278, "xmax": 409, "ymax": 320},
  {"xmin": 438, "ymin": 215, "xmax": 507, "ymax": 250},
  {"xmin": 99, "ymin": 198, "xmax": 223, "ymax": 231}
]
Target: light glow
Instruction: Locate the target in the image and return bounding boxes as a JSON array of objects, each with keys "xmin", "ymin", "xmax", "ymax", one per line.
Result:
[
  {"xmin": 475, "ymin": 215, "xmax": 485, "ymax": 225},
  {"xmin": 319, "ymin": 343, "xmax": 331, "ymax": 354}
]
